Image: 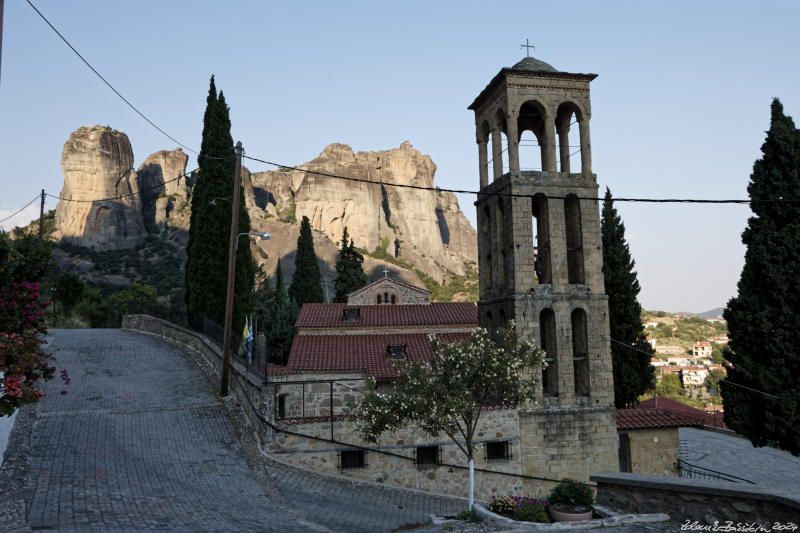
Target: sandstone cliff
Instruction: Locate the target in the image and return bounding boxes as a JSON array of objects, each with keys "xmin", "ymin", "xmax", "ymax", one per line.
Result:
[
  {"xmin": 53, "ymin": 127, "xmax": 477, "ymax": 294},
  {"xmin": 248, "ymin": 142, "xmax": 477, "ymax": 284},
  {"xmin": 54, "ymin": 126, "xmax": 145, "ymax": 250}
]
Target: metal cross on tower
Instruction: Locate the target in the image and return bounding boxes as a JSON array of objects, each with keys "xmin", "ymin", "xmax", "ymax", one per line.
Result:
[
  {"xmin": 520, "ymin": 39, "xmax": 535, "ymax": 57},
  {"xmin": 382, "ymin": 267, "xmax": 390, "ymax": 278}
]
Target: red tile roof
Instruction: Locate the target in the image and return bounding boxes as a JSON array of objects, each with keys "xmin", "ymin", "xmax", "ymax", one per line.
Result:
[
  {"xmin": 616, "ymin": 408, "xmax": 704, "ymax": 430},
  {"xmin": 296, "ymin": 303, "xmax": 478, "ymax": 329},
  {"xmin": 287, "ymin": 332, "xmax": 471, "ymax": 377},
  {"xmin": 636, "ymin": 396, "xmax": 706, "ymax": 421}
]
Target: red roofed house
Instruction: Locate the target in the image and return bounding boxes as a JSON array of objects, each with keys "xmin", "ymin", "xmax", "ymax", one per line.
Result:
[
  {"xmin": 263, "ymin": 275, "xmax": 527, "ymax": 500},
  {"xmin": 616, "ymin": 407, "xmax": 703, "ymax": 476}
]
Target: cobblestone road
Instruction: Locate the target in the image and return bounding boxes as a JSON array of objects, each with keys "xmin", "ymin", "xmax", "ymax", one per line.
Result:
[
  {"xmin": 0, "ymin": 329, "xmax": 468, "ymax": 533},
  {"xmin": 17, "ymin": 329, "xmax": 326, "ymax": 532}
]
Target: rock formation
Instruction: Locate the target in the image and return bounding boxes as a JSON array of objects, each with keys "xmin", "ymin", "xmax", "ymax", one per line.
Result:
[
  {"xmin": 248, "ymin": 142, "xmax": 477, "ymax": 283},
  {"xmin": 52, "ymin": 127, "xmax": 477, "ymax": 292},
  {"xmin": 136, "ymin": 149, "xmax": 190, "ymax": 229},
  {"xmin": 54, "ymin": 126, "xmax": 146, "ymax": 250}
]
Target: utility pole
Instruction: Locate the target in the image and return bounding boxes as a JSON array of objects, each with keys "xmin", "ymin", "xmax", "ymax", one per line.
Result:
[
  {"xmin": 220, "ymin": 141, "xmax": 243, "ymax": 397},
  {"xmin": 39, "ymin": 189, "xmax": 45, "ymax": 239}
]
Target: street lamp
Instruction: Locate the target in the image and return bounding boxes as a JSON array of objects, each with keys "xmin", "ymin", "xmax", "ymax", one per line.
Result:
[{"xmin": 236, "ymin": 232, "xmax": 270, "ymax": 250}]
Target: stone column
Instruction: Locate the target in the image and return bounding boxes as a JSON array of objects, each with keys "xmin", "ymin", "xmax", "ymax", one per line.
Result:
[
  {"xmin": 478, "ymin": 139, "xmax": 488, "ymax": 189},
  {"xmin": 542, "ymin": 114, "xmax": 557, "ymax": 173},
  {"xmin": 507, "ymin": 111, "xmax": 520, "ymax": 174},
  {"xmin": 557, "ymin": 123, "xmax": 571, "ymax": 173},
  {"xmin": 491, "ymin": 127, "xmax": 503, "ymax": 179},
  {"xmin": 579, "ymin": 119, "xmax": 592, "ymax": 176}
]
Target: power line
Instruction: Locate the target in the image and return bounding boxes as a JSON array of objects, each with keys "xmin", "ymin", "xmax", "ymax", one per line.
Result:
[
  {"xmin": 46, "ymin": 167, "xmax": 201, "ymax": 203},
  {"xmin": 606, "ymin": 336, "xmax": 782, "ymax": 400},
  {"xmin": 0, "ymin": 195, "xmax": 41, "ymax": 226},
  {"xmin": 242, "ymin": 155, "xmax": 800, "ymax": 205},
  {"xmin": 25, "ymin": 0, "xmax": 200, "ymax": 155}
]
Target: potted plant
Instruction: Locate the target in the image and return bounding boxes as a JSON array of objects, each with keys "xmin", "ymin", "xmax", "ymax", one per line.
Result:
[{"xmin": 547, "ymin": 478, "xmax": 594, "ymax": 522}]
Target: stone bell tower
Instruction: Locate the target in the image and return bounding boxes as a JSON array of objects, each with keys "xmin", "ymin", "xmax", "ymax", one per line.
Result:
[{"xmin": 470, "ymin": 55, "xmax": 617, "ymax": 485}]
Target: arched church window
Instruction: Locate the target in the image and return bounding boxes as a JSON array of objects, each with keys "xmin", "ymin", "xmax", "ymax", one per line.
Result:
[
  {"xmin": 571, "ymin": 308, "xmax": 590, "ymax": 396},
  {"xmin": 540, "ymin": 309, "xmax": 558, "ymax": 396}
]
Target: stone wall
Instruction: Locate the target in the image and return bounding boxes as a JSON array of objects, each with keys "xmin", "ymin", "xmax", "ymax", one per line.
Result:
[
  {"xmin": 270, "ymin": 408, "xmax": 525, "ymax": 500},
  {"xmin": 122, "ymin": 314, "xmax": 535, "ymax": 501},
  {"xmin": 591, "ymin": 473, "xmax": 800, "ymax": 525},
  {"xmin": 624, "ymin": 428, "xmax": 679, "ymax": 476},
  {"xmin": 518, "ymin": 406, "xmax": 617, "ymax": 492},
  {"xmin": 347, "ymin": 278, "xmax": 430, "ymax": 305}
]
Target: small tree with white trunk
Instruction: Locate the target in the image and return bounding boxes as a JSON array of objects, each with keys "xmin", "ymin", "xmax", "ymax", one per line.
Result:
[{"xmin": 355, "ymin": 323, "xmax": 545, "ymax": 508}]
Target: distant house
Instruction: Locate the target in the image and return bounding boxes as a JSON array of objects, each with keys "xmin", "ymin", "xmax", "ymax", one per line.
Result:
[
  {"xmin": 706, "ymin": 317, "xmax": 725, "ymax": 324},
  {"xmin": 650, "ymin": 358, "xmax": 667, "ymax": 367},
  {"xmin": 679, "ymin": 366, "xmax": 709, "ymax": 386},
  {"xmin": 645, "ymin": 321, "xmax": 660, "ymax": 328},
  {"xmin": 692, "ymin": 341, "xmax": 712, "ymax": 359},
  {"xmin": 667, "ymin": 355, "xmax": 692, "ymax": 365},
  {"xmin": 616, "ymin": 408, "xmax": 703, "ymax": 476},
  {"xmin": 708, "ymin": 335, "xmax": 729, "ymax": 345}
]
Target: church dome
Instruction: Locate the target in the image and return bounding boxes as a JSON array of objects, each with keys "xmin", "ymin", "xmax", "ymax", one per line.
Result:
[{"xmin": 511, "ymin": 56, "xmax": 558, "ymax": 73}]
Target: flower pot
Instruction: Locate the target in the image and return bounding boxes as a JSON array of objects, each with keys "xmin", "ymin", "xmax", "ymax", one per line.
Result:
[{"xmin": 548, "ymin": 504, "xmax": 593, "ymax": 522}]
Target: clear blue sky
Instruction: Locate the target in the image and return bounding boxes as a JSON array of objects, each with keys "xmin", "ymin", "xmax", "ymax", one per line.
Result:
[{"xmin": 1, "ymin": 0, "xmax": 798, "ymax": 313}]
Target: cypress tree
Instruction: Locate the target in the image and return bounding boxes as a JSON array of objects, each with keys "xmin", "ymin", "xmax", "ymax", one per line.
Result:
[
  {"xmin": 185, "ymin": 76, "xmax": 254, "ymax": 331},
  {"xmin": 723, "ymin": 99, "xmax": 800, "ymax": 456},
  {"xmin": 601, "ymin": 187, "xmax": 654, "ymax": 408},
  {"xmin": 288, "ymin": 216, "xmax": 323, "ymax": 305},
  {"xmin": 334, "ymin": 227, "xmax": 367, "ymax": 302}
]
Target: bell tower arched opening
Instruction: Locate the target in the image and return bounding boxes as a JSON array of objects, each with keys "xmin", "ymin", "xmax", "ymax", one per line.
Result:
[
  {"xmin": 540, "ymin": 309, "xmax": 558, "ymax": 397},
  {"xmin": 564, "ymin": 194, "xmax": 585, "ymax": 284},
  {"xmin": 517, "ymin": 100, "xmax": 548, "ymax": 172},
  {"xmin": 532, "ymin": 194, "xmax": 551, "ymax": 284},
  {"xmin": 571, "ymin": 308, "xmax": 590, "ymax": 396},
  {"xmin": 497, "ymin": 200, "xmax": 506, "ymax": 288}
]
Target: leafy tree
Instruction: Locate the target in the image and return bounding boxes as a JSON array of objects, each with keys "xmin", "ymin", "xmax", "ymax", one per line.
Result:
[
  {"xmin": 185, "ymin": 75, "xmax": 254, "ymax": 332},
  {"xmin": 334, "ymin": 227, "xmax": 367, "ymax": 302},
  {"xmin": 0, "ymin": 233, "xmax": 53, "ymax": 286},
  {"xmin": 655, "ymin": 373, "xmax": 683, "ymax": 397},
  {"xmin": 288, "ymin": 216, "xmax": 323, "ymax": 305},
  {"xmin": 54, "ymin": 272, "xmax": 85, "ymax": 313},
  {"xmin": 705, "ymin": 369, "xmax": 726, "ymax": 395},
  {"xmin": 356, "ymin": 325, "xmax": 545, "ymax": 508},
  {"xmin": 710, "ymin": 344, "xmax": 726, "ymax": 365},
  {"xmin": 723, "ymin": 99, "xmax": 800, "ymax": 455},
  {"xmin": 253, "ymin": 260, "xmax": 298, "ymax": 366},
  {"xmin": 601, "ymin": 188, "xmax": 654, "ymax": 407}
]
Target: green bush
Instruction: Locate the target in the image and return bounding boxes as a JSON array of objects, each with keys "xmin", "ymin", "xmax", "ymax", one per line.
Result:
[
  {"xmin": 488, "ymin": 496, "xmax": 516, "ymax": 516},
  {"xmin": 514, "ymin": 501, "xmax": 550, "ymax": 523},
  {"xmin": 548, "ymin": 478, "xmax": 594, "ymax": 506}
]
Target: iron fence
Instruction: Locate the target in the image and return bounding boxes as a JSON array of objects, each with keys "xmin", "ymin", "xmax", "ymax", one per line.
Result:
[
  {"xmin": 202, "ymin": 316, "xmax": 266, "ymax": 378},
  {"xmin": 674, "ymin": 458, "xmax": 755, "ymax": 484}
]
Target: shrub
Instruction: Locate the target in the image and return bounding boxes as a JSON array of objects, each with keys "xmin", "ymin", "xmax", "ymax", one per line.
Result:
[
  {"xmin": 488, "ymin": 495, "xmax": 516, "ymax": 516},
  {"xmin": 514, "ymin": 500, "xmax": 549, "ymax": 523},
  {"xmin": 548, "ymin": 478, "xmax": 594, "ymax": 506}
]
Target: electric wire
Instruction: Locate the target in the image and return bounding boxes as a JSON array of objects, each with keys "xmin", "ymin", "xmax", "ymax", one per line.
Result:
[
  {"xmin": 0, "ymin": 195, "xmax": 41, "ymax": 226},
  {"xmin": 605, "ymin": 336, "xmax": 782, "ymax": 400},
  {"xmin": 243, "ymin": 154, "xmax": 800, "ymax": 205},
  {"xmin": 46, "ymin": 167, "xmax": 201, "ymax": 203}
]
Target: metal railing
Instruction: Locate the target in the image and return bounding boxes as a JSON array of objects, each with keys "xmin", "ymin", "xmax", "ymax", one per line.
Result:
[
  {"xmin": 674, "ymin": 458, "xmax": 755, "ymax": 484},
  {"xmin": 202, "ymin": 316, "xmax": 265, "ymax": 378}
]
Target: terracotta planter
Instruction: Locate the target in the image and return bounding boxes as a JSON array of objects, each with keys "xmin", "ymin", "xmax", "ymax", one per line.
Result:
[{"xmin": 548, "ymin": 505, "xmax": 593, "ymax": 522}]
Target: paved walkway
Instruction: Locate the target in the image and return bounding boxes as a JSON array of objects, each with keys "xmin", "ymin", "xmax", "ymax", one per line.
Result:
[
  {"xmin": 0, "ymin": 329, "xmax": 465, "ymax": 533},
  {"xmin": 679, "ymin": 427, "xmax": 800, "ymax": 491}
]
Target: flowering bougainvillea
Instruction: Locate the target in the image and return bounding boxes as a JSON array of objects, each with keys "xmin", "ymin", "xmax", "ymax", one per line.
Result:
[
  {"xmin": 356, "ymin": 322, "xmax": 545, "ymax": 504},
  {"xmin": 0, "ymin": 282, "xmax": 55, "ymax": 416}
]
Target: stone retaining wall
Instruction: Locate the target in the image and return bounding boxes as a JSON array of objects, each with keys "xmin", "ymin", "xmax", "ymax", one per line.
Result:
[
  {"xmin": 122, "ymin": 314, "xmax": 534, "ymax": 500},
  {"xmin": 591, "ymin": 473, "xmax": 800, "ymax": 525}
]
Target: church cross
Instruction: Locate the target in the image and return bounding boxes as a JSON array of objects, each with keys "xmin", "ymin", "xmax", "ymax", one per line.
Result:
[
  {"xmin": 382, "ymin": 267, "xmax": 390, "ymax": 278},
  {"xmin": 520, "ymin": 39, "xmax": 535, "ymax": 57}
]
